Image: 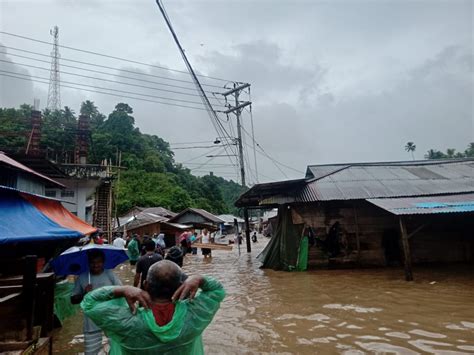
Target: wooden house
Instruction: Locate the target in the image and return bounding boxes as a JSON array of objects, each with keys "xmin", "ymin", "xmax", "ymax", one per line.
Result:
[{"xmin": 236, "ymin": 159, "xmax": 474, "ymax": 280}]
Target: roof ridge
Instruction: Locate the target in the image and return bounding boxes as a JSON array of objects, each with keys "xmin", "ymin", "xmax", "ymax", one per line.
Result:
[{"xmin": 307, "ymin": 158, "xmax": 474, "ymax": 168}]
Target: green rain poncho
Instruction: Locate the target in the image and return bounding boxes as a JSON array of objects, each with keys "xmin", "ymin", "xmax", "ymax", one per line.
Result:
[
  {"xmin": 81, "ymin": 277, "xmax": 225, "ymax": 355},
  {"xmin": 127, "ymin": 238, "xmax": 140, "ymax": 262}
]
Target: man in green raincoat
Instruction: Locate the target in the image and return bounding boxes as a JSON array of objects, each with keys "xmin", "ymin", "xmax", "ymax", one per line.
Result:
[
  {"xmin": 127, "ymin": 235, "xmax": 140, "ymax": 266},
  {"xmin": 81, "ymin": 260, "xmax": 225, "ymax": 354}
]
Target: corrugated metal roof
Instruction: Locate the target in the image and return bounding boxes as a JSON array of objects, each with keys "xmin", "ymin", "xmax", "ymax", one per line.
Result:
[
  {"xmin": 168, "ymin": 208, "xmax": 224, "ymax": 224},
  {"xmin": 298, "ymin": 160, "xmax": 474, "ymax": 201},
  {"xmin": 0, "ymin": 152, "xmax": 64, "ymax": 188},
  {"xmin": 217, "ymin": 214, "xmax": 245, "ymax": 223},
  {"xmin": 367, "ymin": 193, "xmax": 474, "ymax": 215},
  {"xmin": 305, "ymin": 165, "xmax": 350, "ymax": 179},
  {"xmin": 235, "ymin": 159, "xmax": 474, "ymax": 207}
]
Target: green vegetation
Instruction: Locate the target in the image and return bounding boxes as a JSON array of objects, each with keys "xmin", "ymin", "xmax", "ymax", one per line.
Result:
[
  {"xmin": 0, "ymin": 102, "xmax": 245, "ymax": 215},
  {"xmin": 425, "ymin": 143, "xmax": 474, "ymax": 159}
]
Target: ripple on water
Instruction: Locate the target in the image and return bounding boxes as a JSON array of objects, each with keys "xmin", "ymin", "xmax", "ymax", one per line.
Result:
[
  {"xmin": 323, "ymin": 303, "xmax": 383, "ymax": 313},
  {"xmin": 409, "ymin": 329, "xmax": 447, "ymax": 339},
  {"xmin": 355, "ymin": 341, "xmax": 420, "ymax": 354},
  {"xmin": 386, "ymin": 332, "xmax": 411, "ymax": 339},
  {"xmin": 275, "ymin": 313, "xmax": 330, "ymax": 321},
  {"xmin": 409, "ymin": 339, "xmax": 469, "ymax": 354},
  {"xmin": 457, "ymin": 345, "xmax": 474, "ymax": 351},
  {"xmin": 460, "ymin": 321, "xmax": 474, "ymax": 329}
]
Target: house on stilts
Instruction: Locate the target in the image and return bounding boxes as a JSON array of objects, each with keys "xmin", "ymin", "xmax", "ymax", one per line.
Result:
[{"xmin": 235, "ymin": 159, "xmax": 474, "ymax": 280}]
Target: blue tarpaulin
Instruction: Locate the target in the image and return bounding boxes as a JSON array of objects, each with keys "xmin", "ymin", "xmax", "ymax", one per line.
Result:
[{"xmin": 0, "ymin": 189, "xmax": 82, "ymax": 245}]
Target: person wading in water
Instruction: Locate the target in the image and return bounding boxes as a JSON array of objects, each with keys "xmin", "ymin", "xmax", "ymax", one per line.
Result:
[{"xmin": 71, "ymin": 250, "xmax": 122, "ymax": 354}]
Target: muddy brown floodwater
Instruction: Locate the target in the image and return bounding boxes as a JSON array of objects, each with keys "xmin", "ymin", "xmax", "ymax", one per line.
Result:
[{"xmin": 55, "ymin": 238, "xmax": 474, "ymax": 354}]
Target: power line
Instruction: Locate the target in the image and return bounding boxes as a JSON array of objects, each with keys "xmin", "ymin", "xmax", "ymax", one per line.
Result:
[
  {"xmin": 0, "ymin": 69, "xmax": 226, "ymax": 107},
  {"xmin": 0, "ymin": 73, "xmax": 210, "ymax": 111},
  {"xmin": 0, "ymin": 31, "xmax": 234, "ymax": 83},
  {"xmin": 240, "ymin": 124, "xmax": 304, "ymax": 175},
  {"xmin": 0, "ymin": 50, "xmax": 226, "ymax": 92},
  {"xmin": 169, "ymin": 140, "xmax": 215, "ymax": 145},
  {"xmin": 180, "ymin": 146, "xmax": 224, "ymax": 163},
  {"xmin": 0, "ymin": 53, "xmax": 225, "ymax": 99},
  {"xmin": 156, "ymin": 0, "xmax": 240, "ymax": 174},
  {"xmin": 171, "ymin": 145, "xmax": 219, "ymax": 150}
]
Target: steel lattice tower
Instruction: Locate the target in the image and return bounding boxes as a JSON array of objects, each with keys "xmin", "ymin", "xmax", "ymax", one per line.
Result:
[{"xmin": 47, "ymin": 26, "xmax": 61, "ymax": 111}]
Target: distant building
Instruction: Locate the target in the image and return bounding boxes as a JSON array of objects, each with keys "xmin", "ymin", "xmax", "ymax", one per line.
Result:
[
  {"xmin": 217, "ymin": 214, "xmax": 244, "ymax": 235},
  {"xmin": 167, "ymin": 208, "xmax": 224, "ymax": 230}
]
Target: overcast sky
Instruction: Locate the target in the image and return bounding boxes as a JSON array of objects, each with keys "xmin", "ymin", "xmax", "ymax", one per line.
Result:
[{"xmin": 1, "ymin": 0, "xmax": 473, "ymax": 184}]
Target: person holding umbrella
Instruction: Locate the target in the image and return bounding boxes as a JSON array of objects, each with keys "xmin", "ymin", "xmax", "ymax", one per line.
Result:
[{"xmin": 70, "ymin": 249, "xmax": 122, "ymax": 354}]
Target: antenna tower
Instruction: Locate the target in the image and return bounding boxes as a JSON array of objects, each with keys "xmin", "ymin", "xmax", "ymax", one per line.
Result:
[{"xmin": 47, "ymin": 26, "xmax": 61, "ymax": 111}]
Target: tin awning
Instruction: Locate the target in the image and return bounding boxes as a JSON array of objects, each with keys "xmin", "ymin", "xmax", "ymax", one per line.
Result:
[{"xmin": 367, "ymin": 193, "xmax": 474, "ymax": 215}]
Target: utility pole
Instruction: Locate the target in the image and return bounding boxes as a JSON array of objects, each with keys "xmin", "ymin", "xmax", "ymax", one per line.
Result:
[
  {"xmin": 47, "ymin": 26, "xmax": 61, "ymax": 111},
  {"xmin": 223, "ymin": 83, "xmax": 252, "ymax": 252}
]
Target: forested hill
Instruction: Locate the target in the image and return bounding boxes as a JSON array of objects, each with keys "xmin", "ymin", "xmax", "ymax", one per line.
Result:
[{"xmin": 0, "ymin": 101, "xmax": 246, "ymax": 215}]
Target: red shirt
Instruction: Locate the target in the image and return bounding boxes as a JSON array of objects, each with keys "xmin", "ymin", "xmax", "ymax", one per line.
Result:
[{"xmin": 151, "ymin": 303, "xmax": 175, "ymax": 326}]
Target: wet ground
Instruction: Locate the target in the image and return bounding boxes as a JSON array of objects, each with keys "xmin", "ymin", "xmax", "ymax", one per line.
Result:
[{"xmin": 55, "ymin": 238, "xmax": 474, "ymax": 354}]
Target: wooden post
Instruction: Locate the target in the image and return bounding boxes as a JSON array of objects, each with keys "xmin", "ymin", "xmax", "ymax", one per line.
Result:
[
  {"xmin": 23, "ymin": 255, "xmax": 37, "ymax": 340},
  {"xmin": 353, "ymin": 205, "xmax": 361, "ymax": 263},
  {"xmin": 398, "ymin": 217, "xmax": 413, "ymax": 281},
  {"xmin": 244, "ymin": 208, "xmax": 251, "ymax": 253}
]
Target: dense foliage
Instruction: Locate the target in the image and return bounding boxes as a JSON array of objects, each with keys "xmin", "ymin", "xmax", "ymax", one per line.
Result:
[
  {"xmin": 425, "ymin": 144, "xmax": 474, "ymax": 159},
  {"xmin": 0, "ymin": 102, "xmax": 245, "ymax": 215}
]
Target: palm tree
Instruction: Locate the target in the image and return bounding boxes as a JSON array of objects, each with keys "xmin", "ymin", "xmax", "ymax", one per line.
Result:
[
  {"xmin": 446, "ymin": 148, "xmax": 456, "ymax": 158},
  {"xmin": 405, "ymin": 142, "xmax": 416, "ymax": 160}
]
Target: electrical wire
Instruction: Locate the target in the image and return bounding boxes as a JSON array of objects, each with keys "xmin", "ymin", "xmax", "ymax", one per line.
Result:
[
  {"xmin": 0, "ymin": 31, "xmax": 234, "ymax": 83},
  {"xmin": 156, "ymin": 0, "xmax": 240, "ymax": 175},
  {"xmin": 0, "ymin": 53, "xmax": 224, "ymax": 99},
  {"xmin": 170, "ymin": 140, "xmax": 215, "ymax": 145},
  {"xmin": 248, "ymin": 95, "xmax": 259, "ymax": 182},
  {"xmin": 240, "ymin": 124, "xmax": 304, "ymax": 175},
  {"xmin": 0, "ymin": 73, "xmax": 210, "ymax": 111},
  {"xmin": 0, "ymin": 52, "xmax": 225, "ymax": 93},
  {"xmin": 180, "ymin": 146, "xmax": 224, "ymax": 164},
  {"xmin": 0, "ymin": 69, "xmax": 226, "ymax": 107},
  {"xmin": 171, "ymin": 145, "xmax": 219, "ymax": 150}
]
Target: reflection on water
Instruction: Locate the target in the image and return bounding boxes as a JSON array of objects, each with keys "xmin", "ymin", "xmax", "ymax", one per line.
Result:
[{"xmin": 55, "ymin": 239, "xmax": 474, "ymax": 354}]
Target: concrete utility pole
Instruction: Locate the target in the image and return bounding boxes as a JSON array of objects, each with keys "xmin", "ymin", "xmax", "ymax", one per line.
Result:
[{"xmin": 223, "ymin": 83, "xmax": 252, "ymax": 252}]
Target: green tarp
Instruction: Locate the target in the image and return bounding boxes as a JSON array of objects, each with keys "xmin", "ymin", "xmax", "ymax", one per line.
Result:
[{"xmin": 258, "ymin": 205, "xmax": 306, "ymax": 271}]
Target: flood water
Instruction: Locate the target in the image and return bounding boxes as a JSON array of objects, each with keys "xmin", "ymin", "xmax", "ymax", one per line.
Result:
[{"xmin": 55, "ymin": 238, "xmax": 474, "ymax": 354}]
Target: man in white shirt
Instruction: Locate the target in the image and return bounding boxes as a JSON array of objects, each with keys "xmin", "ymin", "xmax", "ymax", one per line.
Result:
[{"xmin": 112, "ymin": 234, "xmax": 126, "ymax": 249}]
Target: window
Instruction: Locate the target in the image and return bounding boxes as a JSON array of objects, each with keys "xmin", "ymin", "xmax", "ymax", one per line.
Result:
[
  {"xmin": 45, "ymin": 190, "xmax": 57, "ymax": 198},
  {"xmin": 61, "ymin": 190, "xmax": 75, "ymax": 198}
]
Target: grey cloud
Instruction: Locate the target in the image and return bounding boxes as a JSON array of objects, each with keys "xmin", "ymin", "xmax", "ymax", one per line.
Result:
[{"xmin": 0, "ymin": 45, "xmax": 36, "ymax": 107}]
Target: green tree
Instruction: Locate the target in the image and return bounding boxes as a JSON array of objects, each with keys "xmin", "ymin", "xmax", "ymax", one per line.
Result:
[
  {"xmin": 446, "ymin": 148, "xmax": 456, "ymax": 158},
  {"xmin": 1, "ymin": 102, "xmax": 245, "ymax": 216},
  {"xmin": 464, "ymin": 143, "xmax": 474, "ymax": 157},
  {"xmin": 425, "ymin": 149, "xmax": 446, "ymax": 159}
]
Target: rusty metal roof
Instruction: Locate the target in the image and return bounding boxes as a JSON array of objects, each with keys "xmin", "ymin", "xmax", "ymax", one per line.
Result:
[
  {"xmin": 367, "ymin": 193, "xmax": 474, "ymax": 215},
  {"xmin": 236, "ymin": 159, "xmax": 474, "ymax": 207}
]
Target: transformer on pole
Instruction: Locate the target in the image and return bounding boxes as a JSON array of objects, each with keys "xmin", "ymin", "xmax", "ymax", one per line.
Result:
[{"xmin": 47, "ymin": 26, "xmax": 61, "ymax": 111}]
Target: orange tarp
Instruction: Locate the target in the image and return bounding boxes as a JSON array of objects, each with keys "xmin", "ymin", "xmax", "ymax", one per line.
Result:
[{"xmin": 21, "ymin": 193, "xmax": 97, "ymax": 235}]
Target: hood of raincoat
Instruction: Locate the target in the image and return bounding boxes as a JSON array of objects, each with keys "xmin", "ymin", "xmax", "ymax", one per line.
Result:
[{"xmin": 138, "ymin": 301, "xmax": 187, "ymax": 342}]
